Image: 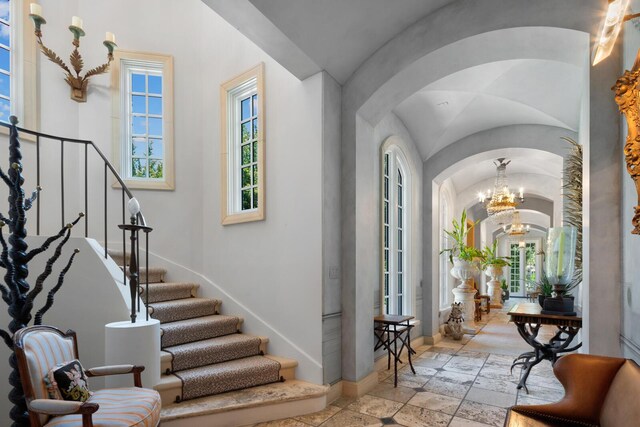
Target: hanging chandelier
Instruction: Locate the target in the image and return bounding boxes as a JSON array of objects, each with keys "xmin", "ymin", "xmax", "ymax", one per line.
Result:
[
  {"xmin": 478, "ymin": 158, "xmax": 524, "ymax": 223},
  {"xmin": 503, "ymin": 211, "xmax": 530, "ymax": 236}
]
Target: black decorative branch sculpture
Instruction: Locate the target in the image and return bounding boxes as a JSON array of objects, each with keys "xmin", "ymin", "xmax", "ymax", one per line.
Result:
[{"xmin": 1, "ymin": 117, "xmax": 81, "ymax": 427}]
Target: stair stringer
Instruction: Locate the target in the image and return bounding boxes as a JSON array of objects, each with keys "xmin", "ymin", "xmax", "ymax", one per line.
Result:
[{"xmin": 139, "ymin": 249, "xmax": 323, "ymax": 385}]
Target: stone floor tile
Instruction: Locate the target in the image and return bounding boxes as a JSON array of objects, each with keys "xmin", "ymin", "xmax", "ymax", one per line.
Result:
[
  {"xmin": 406, "ymin": 391, "xmax": 462, "ymax": 415},
  {"xmin": 418, "ymin": 351, "xmax": 454, "ymax": 361},
  {"xmin": 392, "ymin": 404, "xmax": 452, "ymax": 427},
  {"xmin": 422, "ymin": 377, "xmax": 471, "ymax": 399},
  {"xmin": 434, "ymin": 369, "xmax": 476, "ymax": 386},
  {"xmin": 383, "ymin": 372, "xmax": 432, "ymax": 388},
  {"xmin": 318, "ymin": 409, "xmax": 382, "ymax": 427},
  {"xmin": 430, "ymin": 345, "xmax": 459, "ymax": 354},
  {"xmin": 448, "ymin": 417, "xmax": 495, "ymax": 427},
  {"xmin": 294, "ymin": 405, "xmax": 342, "ymax": 426},
  {"xmin": 346, "ymin": 394, "xmax": 404, "ymax": 419},
  {"xmin": 465, "ymin": 386, "xmax": 517, "ymax": 408},
  {"xmin": 473, "ymin": 374, "xmax": 519, "ymax": 395},
  {"xmin": 368, "ymin": 382, "xmax": 417, "ymax": 403},
  {"xmin": 516, "ymin": 394, "xmax": 556, "ymax": 406},
  {"xmin": 255, "ymin": 419, "xmax": 312, "ymax": 427},
  {"xmin": 455, "ymin": 400, "xmax": 508, "ymax": 427},
  {"xmin": 330, "ymin": 395, "xmax": 356, "ymax": 408}
]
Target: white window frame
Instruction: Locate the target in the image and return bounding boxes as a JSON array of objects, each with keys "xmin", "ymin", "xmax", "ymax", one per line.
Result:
[
  {"xmin": 380, "ymin": 144, "xmax": 411, "ymax": 316},
  {"xmin": 0, "ymin": 0, "xmax": 38, "ymax": 137},
  {"xmin": 439, "ymin": 190, "xmax": 452, "ymax": 310},
  {"xmin": 220, "ymin": 63, "xmax": 265, "ymax": 225},
  {"xmin": 111, "ymin": 50, "xmax": 174, "ymax": 190}
]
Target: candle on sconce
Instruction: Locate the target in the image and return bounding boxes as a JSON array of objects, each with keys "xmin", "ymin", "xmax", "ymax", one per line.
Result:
[
  {"xmin": 519, "ymin": 187, "xmax": 524, "ymax": 199},
  {"xmin": 71, "ymin": 16, "xmax": 83, "ymax": 30},
  {"xmin": 30, "ymin": 3, "xmax": 42, "ymax": 17},
  {"xmin": 105, "ymin": 32, "xmax": 116, "ymax": 44}
]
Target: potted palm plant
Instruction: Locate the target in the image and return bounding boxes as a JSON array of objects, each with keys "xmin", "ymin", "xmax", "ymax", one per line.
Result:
[
  {"xmin": 481, "ymin": 241, "xmax": 510, "ymax": 307},
  {"xmin": 440, "ymin": 209, "xmax": 484, "ymax": 290}
]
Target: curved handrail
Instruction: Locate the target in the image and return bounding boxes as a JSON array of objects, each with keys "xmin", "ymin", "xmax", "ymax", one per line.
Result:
[{"xmin": 0, "ymin": 121, "xmax": 147, "ymax": 226}]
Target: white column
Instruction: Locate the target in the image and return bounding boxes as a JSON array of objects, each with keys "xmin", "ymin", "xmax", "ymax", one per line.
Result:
[{"xmin": 105, "ymin": 319, "xmax": 160, "ymax": 389}]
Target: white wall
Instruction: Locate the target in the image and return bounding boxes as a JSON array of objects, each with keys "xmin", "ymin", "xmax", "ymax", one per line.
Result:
[
  {"xmin": 4, "ymin": 0, "xmax": 325, "ymax": 387},
  {"xmin": 0, "ymin": 237, "xmax": 131, "ymax": 426}
]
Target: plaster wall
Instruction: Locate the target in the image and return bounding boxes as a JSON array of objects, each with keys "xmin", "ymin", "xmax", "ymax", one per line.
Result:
[
  {"xmin": 0, "ymin": 237, "xmax": 131, "ymax": 427},
  {"xmin": 17, "ymin": 0, "xmax": 326, "ymax": 384},
  {"xmin": 341, "ymin": 3, "xmax": 622, "ymax": 383}
]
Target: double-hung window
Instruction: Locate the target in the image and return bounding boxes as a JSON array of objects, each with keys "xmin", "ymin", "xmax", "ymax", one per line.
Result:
[
  {"xmin": 112, "ymin": 50, "xmax": 174, "ymax": 190},
  {"xmin": 220, "ymin": 63, "xmax": 265, "ymax": 225},
  {"xmin": 381, "ymin": 146, "xmax": 410, "ymax": 315}
]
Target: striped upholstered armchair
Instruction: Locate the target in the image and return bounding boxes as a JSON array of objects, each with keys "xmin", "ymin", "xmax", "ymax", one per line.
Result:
[{"xmin": 13, "ymin": 325, "xmax": 161, "ymax": 427}]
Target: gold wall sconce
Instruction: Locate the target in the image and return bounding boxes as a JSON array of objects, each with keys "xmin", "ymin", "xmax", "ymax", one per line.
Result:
[
  {"xmin": 29, "ymin": 3, "xmax": 117, "ymax": 103},
  {"xmin": 594, "ymin": 0, "xmax": 640, "ymax": 234}
]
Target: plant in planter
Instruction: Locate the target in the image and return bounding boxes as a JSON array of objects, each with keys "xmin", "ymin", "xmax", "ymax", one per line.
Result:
[
  {"xmin": 528, "ymin": 268, "xmax": 553, "ymax": 307},
  {"xmin": 542, "ymin": 226, "xmax": 579, "ymax": 315},
  {"xmin": 481, "ymin": 241, "xmax": 510, "ymax": 307},
  {"xmin": 440, "ymin": 209, "xmax": 483, "ymax": 290}
]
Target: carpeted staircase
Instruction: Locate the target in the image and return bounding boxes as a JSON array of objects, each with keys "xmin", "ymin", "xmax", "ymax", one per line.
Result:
[{"xmin": 108, "ymin": 250, "xmax": 293, "ymax": 405}]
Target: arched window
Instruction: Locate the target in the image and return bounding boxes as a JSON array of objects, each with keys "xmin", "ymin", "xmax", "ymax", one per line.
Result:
[{"xmin": 381, "ymin": 146, "xmax": 411, "ymax": 315}]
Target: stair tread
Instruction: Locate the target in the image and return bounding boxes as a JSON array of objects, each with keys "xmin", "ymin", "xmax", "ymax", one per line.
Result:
[
  {"xmin": 164, "ymin": 334, "xmax": 268, "ymax": 355},
  {"xmin": 160, "ymin": 315, "xmax": 242, "ymax": 347},
  {"xmin": 160, "ymin": 334, "xmax": 268, "ymax": 363},
  {"xmin": 149, "ymin": 298, "xmax": 220, "ymax": 323},
  {"xmin": 141, "ymin": 282, "xmax": 198, "ymax": 303},
  {"xmin": 159, "ymin": 380, "xmax": 327, "ymax": 421}
]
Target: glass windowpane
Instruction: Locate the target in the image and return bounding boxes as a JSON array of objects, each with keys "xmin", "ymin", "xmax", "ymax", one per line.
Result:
[
  {"xmin": 148, "ymin": 139, "xmax": 163, "ymax": 159},
  {"xmin": 252, "ymin": 141, "xmax": 258, "ymax": 162},
  {"xmin": 241, "ymin": 189, "xmax": 251, "ymax": 210},
  {"xmin": 0, "ymin": 46, "xmax": 8, "ymax": 71},
  {"xmin": 241, "ymin": 167, "xmax": 251, "ymax": 188},
  {"xmin": 148, "ymin": 75, "xmax": 162, "ymax": 94},
  {"xmin": 252, "ymin": 118, "xmax": 258, "ymax": 139},
  {"xmin": 148, "ymin": 160, "xmax": 163, "ymax": 178},
  {"xmin": 0, "ymin": 1, "xmax": 9, "ymax": 21},
  {"xmin": 131, "ymin": 95, "xmax": 146, "ymax": 114},
  {"xmin": 148, "ymin": 117, "xmax": 162, "ymax": 136},
  {"xmin": 241, "ymin": 121, "xmax": 251, "ymax": 143},
  {"xmin": 252, "ymin": 94, "xmax": 257, "ymax": 115},
  {"xmin": 131, "ymin": 138, "xmax": 146, "ymax": 157},
  {"xmin": 131, "ymin": 73, "xmax": 145, "ymax": 92},
  {"xmin": 241, "ymin": 97, "xmax": 251, "ymax": 121},
  {"xmin": 252, "ymin": 164, "xmax": 258, "ymax": 186},
  {"xmin": 0, "ymin": 73, "xmax": 9, "ymax": 98},
  {"xmin": 148, "ymin": 96, "xmax": 162, "ymax": 115},
  {"xmin": 253, "ymin": 187, "xmax": 258, "ymax": 209},
  {"xmin": 132, "ymin": 158, "xmax": 147, "ymax": 178},
  {"xmin": 132, "ymin": 116, "xmax": 146, "ymax": 135},
  {"xmin": 0, "ymin": 97, "xmax": 10, "ymax": 122},
  {"xmin": 241, "ymin": 144, "xmax": 251, "ymax": 165},
  {"xmin": 0, "ymin": 22, "xmax": 9, "ymax": 47}
]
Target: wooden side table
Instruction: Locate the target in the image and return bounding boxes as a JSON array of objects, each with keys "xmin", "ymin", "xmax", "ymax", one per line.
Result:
[{"xmin": 373, "ymin": 315, "xmax": 416, "ymax": 387}]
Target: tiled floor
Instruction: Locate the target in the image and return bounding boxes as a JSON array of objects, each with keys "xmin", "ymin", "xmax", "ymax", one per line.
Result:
[{"xmin": 251, "ymin": 300, "xmax": 565, "ymax": 427}]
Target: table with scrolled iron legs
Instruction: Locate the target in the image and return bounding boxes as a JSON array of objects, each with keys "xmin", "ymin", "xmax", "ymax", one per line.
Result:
[
  {"xmin": 507, "ymin": 303, "xmax": 582, "ymax": 393},
  {"xmin": 374, "ymin": 315, "xmax": 416, "ymax": 387}
]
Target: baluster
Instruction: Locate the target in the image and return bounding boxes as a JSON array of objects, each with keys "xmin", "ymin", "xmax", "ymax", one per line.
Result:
[
  {"xmin": 36, "ymin": 135, "xmax": 40, "ymax": 235},
  {"xmin": 122, "ymin": 189, "xmax": 126, "ymax": 288},
  {"xmin": 84, "ymin": 144, "xmax": 88, "ymax": 237},
  {"xmin": 145, "ymin": 230, "xmax": 149, "ymax": 321},
  {"xmin": 60, "ymin": 140, "xmax": 65, "ymax": 227},
  {"xmin": 104, "ymin": 163, "xmax": 108, "ymax": 258}
]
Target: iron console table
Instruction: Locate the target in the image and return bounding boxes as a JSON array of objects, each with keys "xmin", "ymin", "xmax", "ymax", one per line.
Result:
[
  {"xmin": 374, "ymin": 314, "xmax": 416, "ymax": 387},
  {"xmin": 507, "ymin": 303, "xmax": 582, "ymax": 392}
]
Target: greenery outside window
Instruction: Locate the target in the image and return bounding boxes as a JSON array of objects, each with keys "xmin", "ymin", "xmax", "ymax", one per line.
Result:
[
  {"xmin": 220, "ymin": 63, "xmax": 265, "ymax": 225},
  {"xmin": 111, "ymin": 50, "xmax": 174, "ymax": 190}
]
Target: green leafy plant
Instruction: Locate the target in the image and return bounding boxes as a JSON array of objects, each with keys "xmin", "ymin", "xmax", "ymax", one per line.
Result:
[
  {"xmin": 500, "ymin": 278, "xmax": 508, "ymax": 290},
  {"xmin": 440, "ymin": 209, "xmax": 484, "ymax": 263},
  {"xmin": 481, "ymin": 240, "xmax": 511, "ymax": 269},
  {"xmin": 528, "ymin": 267, "xmax": 553, "ymax": 297}
]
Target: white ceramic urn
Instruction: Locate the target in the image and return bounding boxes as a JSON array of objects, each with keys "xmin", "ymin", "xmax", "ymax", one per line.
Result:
[
  {"xmin": 450, "ymin": 257, "xmax": 479, "ymax": 290},
  {"xmin": 485, "ymin": 264, "xmax": 504, "ymax": 308}
]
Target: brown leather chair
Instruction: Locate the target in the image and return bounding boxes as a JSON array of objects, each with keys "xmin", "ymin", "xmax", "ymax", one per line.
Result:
[{"xmin": 505, "ymin": 354, "xmax": 640, "ymax": 427}]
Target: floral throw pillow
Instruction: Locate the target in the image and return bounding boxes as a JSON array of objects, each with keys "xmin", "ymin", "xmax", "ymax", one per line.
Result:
[{"xmin": 45, "ymin": 359, "xmax": 92, "ymax": 402}]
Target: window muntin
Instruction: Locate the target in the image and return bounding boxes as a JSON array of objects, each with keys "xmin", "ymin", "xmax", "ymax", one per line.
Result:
[
  {"xmin": 220, "ymin": 63, "xmax": 265, "ymax": 225},
  {"xmin": 381, "ymin": 148, "xmax": 409, "ymax": 315}
]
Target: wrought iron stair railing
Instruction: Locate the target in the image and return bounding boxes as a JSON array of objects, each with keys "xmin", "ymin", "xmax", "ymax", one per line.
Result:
[{"xmin": 0, "ymin": 118, "xmax": 151, "ymax": 322}]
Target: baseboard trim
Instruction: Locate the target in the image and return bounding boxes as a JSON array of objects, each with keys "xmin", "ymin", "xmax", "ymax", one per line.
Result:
[
  {"xmin": 424, "ymin": 333, "xmax": 442, "ymax": 345},
  {"xmin": 342, "ymin": 371, "xmax": 378, "ymax": 398},
  {"xmin": 326, "ymin": 381, "xmax": 343, "ymax": 404}
]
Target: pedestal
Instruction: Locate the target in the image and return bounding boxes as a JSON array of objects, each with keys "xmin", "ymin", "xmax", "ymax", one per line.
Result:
[
  {"xmin": 452, "ymin": 287, "xmax": 478, "ymax": 334},
  {"xmin": 487, "ymin": 280, "xmax": 503, "ymax": 308},
  {"xmin": 105, "ymin": 319, "xmax": 160, "ymax": 389}
]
